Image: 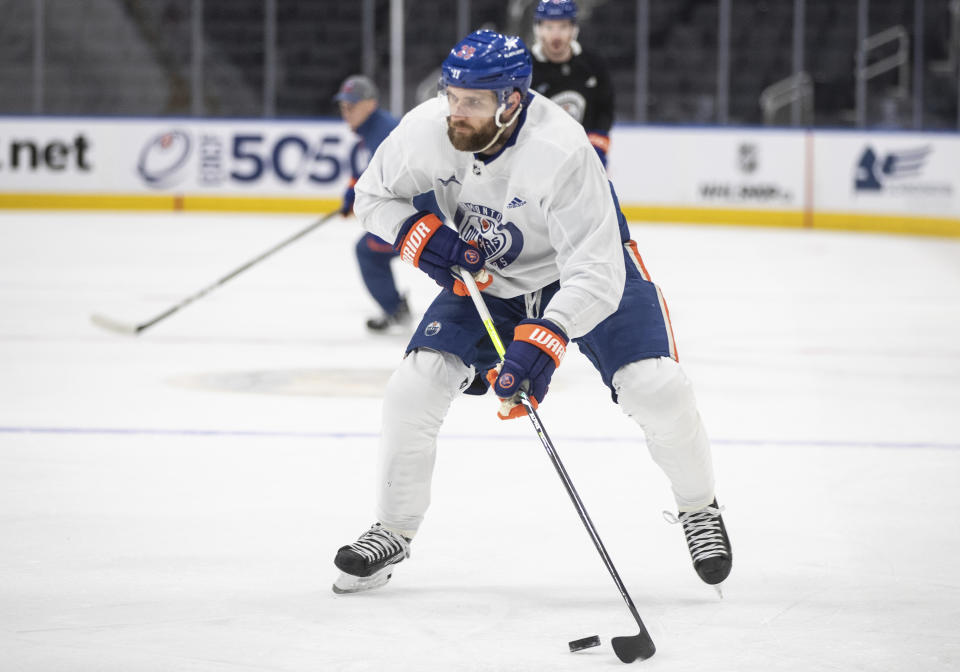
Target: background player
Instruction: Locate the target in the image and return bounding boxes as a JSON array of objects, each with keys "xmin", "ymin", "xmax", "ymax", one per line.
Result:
[
  {"xmin": 530, "ymin": 0, "xmax": 614, "ymax": 166},
  {"xmin": 332, "ymin": 31, "xmax": 731, "ymax": 596},
  {"xmin": 334, "ymin": 74, "xmax": 442, "ymax": 332}
]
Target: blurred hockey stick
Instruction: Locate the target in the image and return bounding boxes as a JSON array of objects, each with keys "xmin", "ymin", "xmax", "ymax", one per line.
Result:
[
  {"xmin": 91, "ymin": 210, "xmax": 340, "ymax": 336},
  {"xmin": 458, "ymin": 268, "xmax": 656, "ymax": 664}
]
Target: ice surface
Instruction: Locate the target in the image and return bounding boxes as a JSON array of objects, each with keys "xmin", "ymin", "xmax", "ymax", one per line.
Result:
[{"xmin": 1, "ymin": 211, "xmax": 959, "ymax": 671}]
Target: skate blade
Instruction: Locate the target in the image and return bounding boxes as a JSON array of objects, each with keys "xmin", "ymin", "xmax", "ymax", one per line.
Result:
[
  {"xmin": 332, "ymin": 567, "xmax": 393, "ymax": 594},
  {"xmin": 365, "ymin": 323, "xmax": 413, "ymax": 337},
  {"xmin": 713, "ymin": 583, "xmax": 724, "ymax": 599}
]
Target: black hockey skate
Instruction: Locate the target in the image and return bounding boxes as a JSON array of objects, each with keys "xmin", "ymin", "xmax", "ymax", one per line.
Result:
[
  {"xmin": 332, "ymin": 523, "xmax": 411, "ymax": 594},
  {"xmin": 366, "ymin": 297, "xmax": 411, "ymax": 332},
  {"xmin": 666, "ymin": 499, "xmax": 732, "ymax": 592}
]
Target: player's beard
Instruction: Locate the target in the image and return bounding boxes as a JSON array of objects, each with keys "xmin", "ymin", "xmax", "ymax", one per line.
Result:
[{"xmin": 446, "ymin": 116, "xmax": 500, "ymax": 152}]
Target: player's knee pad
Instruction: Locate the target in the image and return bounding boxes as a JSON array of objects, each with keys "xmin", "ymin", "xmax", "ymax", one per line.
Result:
[
  {"xmin": 377, "ymin": 349, "xmax": 473, "ymax": 535},
  {"xmin": 383, "ymin": 348, "xmax": 475, "ymax": 421},
  {"xmin": 614, "ymin": 358, "xmax": 715, "ymax": 510},
  {"xmin": 613, "ymin": 357, "xmax": 699, "ymax": 436}
]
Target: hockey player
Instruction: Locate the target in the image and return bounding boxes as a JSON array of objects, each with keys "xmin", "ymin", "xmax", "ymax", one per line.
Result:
[
  {"xmin": 332, "ymin": 31, "xmax": 731, "ymax": 594},
  {"xmin": 531, "ymin": 0, "xmax": 614, "ymax": 166},
  {"xmin": 334, "ymin": 74, "xmax": 442, "ymax": 332}
]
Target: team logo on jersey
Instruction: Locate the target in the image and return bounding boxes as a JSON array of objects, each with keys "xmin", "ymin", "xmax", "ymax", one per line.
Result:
[
  {"xmin": 455, "ymin": 202, "xmax": 524, "ymax": 270},
  {"xmin": 424, "ymin": 321, "xmax": 442, "ymax": 336},
  {"xmin": 550, "ymin": 90, "xmax": 587, "ymax": 123}
]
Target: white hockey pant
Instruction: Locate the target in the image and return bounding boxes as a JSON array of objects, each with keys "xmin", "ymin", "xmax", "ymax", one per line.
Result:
[
  {"xmin": 613, "ymin": 357, "xmax": 716, "ymax": 512},
  {"xmin": 375, "ymin": 348, "xmax": 474, "ymax": 537}
]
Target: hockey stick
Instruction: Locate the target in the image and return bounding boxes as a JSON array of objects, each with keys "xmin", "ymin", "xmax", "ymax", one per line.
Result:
[
  {"xmin": 91, "ymin": 210, "xmax": 340, "ymax": 336},
  {"xmin": 458, "ymin": 269, "xmax": 656, "ymax": 664}
]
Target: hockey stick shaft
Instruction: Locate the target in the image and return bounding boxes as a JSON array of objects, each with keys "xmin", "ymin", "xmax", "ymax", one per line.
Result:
[
  {"xmin": 458, "ymin": 270, "xmax": 655, "ymax": 655},
  {"xmin": 92, "ymin": 210, "xmax": 339, "ymax": 335}
]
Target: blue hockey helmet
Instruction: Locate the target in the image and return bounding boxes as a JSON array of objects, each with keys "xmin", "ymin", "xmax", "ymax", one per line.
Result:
[
  {"xmin": 440, "ymin": 29, "xmax": 533, "ymax": 106},
  {"xmin": 535, "ymin": 0, "xmax": 578, "ymax": 22}
]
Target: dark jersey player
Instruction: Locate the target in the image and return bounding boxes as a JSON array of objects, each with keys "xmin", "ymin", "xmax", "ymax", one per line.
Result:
[{"xmin": 530, "ymin": 0, "xmax": 614, "ymax": 166}]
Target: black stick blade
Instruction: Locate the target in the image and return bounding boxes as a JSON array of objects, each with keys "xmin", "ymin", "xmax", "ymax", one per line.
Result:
[{"xmin": 612, "ymin": 633, "xmax": 656, "ymax": 663}]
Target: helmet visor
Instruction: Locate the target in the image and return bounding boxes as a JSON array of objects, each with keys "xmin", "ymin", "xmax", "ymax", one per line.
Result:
[{"xmin": 437, "ymin": 84, "xmax": 501, "ymax": 119}]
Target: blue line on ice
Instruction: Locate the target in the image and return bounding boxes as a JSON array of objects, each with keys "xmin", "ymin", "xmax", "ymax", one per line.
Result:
[{"xmin": 1, "ymin": 425, "xmax": 958, "ymax": 451}]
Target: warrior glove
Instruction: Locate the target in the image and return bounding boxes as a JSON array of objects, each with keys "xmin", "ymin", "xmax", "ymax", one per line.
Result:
[
  {"xmin": 395, "ymin": 211, "xmax": 490, "ymax": 295},
  {"xmin": 487, "ymin": 318, "xmax": 568, "ymax": 420}
]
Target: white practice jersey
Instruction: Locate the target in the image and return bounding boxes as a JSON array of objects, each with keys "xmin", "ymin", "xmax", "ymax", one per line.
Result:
[{"xmin": 354, "ymin": 91, "xmax": 626, "ymax": 339}]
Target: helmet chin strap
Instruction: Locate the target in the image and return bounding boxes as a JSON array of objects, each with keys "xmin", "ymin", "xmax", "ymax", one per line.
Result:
[{"xmin": 475, "ymin": 102, "xmax": 523, "ymax": 154}]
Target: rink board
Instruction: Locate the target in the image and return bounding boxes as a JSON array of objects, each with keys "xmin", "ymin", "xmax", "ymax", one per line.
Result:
[{"xmin": 1, "ymin": 117, "xmax": 958, "ymax": 236}]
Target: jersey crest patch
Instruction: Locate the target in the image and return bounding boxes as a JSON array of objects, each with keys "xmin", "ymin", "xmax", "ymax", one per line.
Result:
[
  {"xmin": 455, "ymin": 202, "xmax": 524, "ymax": 270},
  {"xmin": 550, "ymin": 90, "xmax": 587, "ymax": 123}
]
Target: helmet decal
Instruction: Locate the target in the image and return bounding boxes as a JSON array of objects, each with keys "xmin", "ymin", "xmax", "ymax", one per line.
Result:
[{"xmin": 441, "ymin": 30, "xmax": 533, "ymax": 105}]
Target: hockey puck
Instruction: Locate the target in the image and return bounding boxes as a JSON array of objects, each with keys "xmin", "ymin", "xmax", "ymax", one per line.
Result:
[{"xmin": 568, "ymin": 635, "xmax": 601, "ymax": 652}]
